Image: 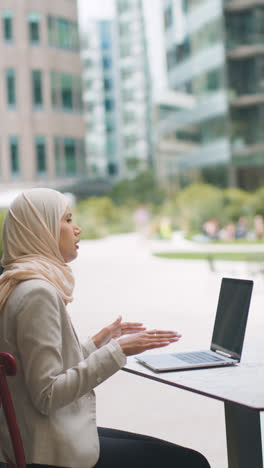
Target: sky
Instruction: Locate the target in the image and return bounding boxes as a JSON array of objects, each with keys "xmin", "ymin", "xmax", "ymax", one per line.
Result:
[
  {"xmin": 77, "ymin": 0, "xmax": 168, "ymax": 99},
  {"xmin": 77, "ymin": 0, "xmax": 115, "ymax": 24}
]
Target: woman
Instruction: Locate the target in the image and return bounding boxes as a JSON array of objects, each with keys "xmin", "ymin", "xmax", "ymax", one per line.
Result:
[{"xmin": 0, "ymin": 188, "xmax": 210, "ymax": 468}]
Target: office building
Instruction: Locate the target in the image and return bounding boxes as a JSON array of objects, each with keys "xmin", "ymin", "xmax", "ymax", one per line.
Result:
[
  {"xmin": 81, "ymin": 20, "xmax": 121, "ymax": 180},
  {"xmin": 115, "ymin": 0, "xmax": 153, "ymax": 177},
  {"xmin": 0, "ymin": 0, "xmax": 86, "ymax": 192},
  {"xmin": 160, "ymin": 0, "xmax": 264, "ymax": 190}
]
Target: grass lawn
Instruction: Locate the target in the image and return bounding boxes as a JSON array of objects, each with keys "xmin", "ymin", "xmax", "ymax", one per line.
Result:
[{"xmin": 153, "ymin": 252, "xmax": 264, "ymax": 262}]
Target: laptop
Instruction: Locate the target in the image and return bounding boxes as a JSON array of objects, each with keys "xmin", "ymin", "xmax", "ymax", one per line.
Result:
[{"xmin": 135, "ymin": 277, "xmax": 253, "ymax": 373}]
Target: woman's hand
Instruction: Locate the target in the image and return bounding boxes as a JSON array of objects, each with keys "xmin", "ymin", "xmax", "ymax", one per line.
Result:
[
  {"xmin": 92, "ymin": 316, "xmax": 146, "ymax": 348},
  {"xmin": 117, "ymin": 329, "xmax": 182, "ymax": 356}
]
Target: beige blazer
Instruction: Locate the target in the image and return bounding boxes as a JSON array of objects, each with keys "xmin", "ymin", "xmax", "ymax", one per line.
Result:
[{"xmin": 0, "ymin": 279, "xmax": 126, "ymax": 468}]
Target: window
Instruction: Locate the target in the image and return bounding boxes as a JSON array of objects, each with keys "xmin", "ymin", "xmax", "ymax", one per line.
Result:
[
  {"xmin": 117, "ymin": 0, "xmax": 130, "ymax": 14},
  {"xmin": 104, "ymin": 98, "xmax": 114, "ymax": 112},
  {"xmin": 164, "ymin": 5, "xmax": 173, "ymax": 30},
  {"xmin": 122, "ymin": 88, "xmax": 134, "ymax": 101},
  {"xmin": 73, "ymin": 75, "xmax": 83, "ymax": 111},
  {"xmin": 61, "ymin": 73, "xmax": 73, "ymax": 109},
  {"xmin": 85, "ymin": 101, "xmax": 94, "ymax": 112},
  {"xmin": 84, "ymin": 58, "xmax": 93, "ymax": 68},
  {"xmin": 107, "ymin": 162, "xmax": 118, "ymax": 175},
  {"xmin": 54, "ymin": 137, "xmax": 63, "ymax": 176},
  {"xmin": 104, "ymin": 78, "xmax": 113, "ymax": 91},
  {"xmin": 64, "ymin": 138, "xmax": 76, "ymax": 175},
  {"xmin": 28, "ymin": 12, "xmax": 40, "ymax": 43},
  {"xmin": 99, "ymin": 21, "xmax": 111, "ymax": 50},
  {"xmin": 2, "ymin": 11, "xmax": 13, "ymax": 42},
  {"xmin": 6, "ymin": 69, "xmax": 16, "ymax": 107},
  {"xmin": 9, "ymin": 137, "xmax": 19, "ymax": 175},
  {"xmin": 47, "ymin": 15, "xmax": 79, "ymax": 51},
  {"xmin": 32, "ymin": 70, "xmax": 43, "ymax": 107},
  {"xmin": 35, "ymin": 136, "xmax": 46, "ymax": 173},
  {"xmin": 57, "ymin": 18, "xmax": 70, "ymax": 48},
  {"xmin": 51, "ymin": 71, "xmax": 82, "ymax": 112},
  {"xmin": 120, "ymin": 43, "xmax": 131, "ymax": 58},
  {"xmin": 106, "ymin": 137, "xmax": 116, "ymax": 155},
  {"xmin": 84, "ymin": 79, "xmax": 93, "ymax": 90},
  {"xmin": 102, "ymin": 57, "xmax": 112, "ymax": 69},
  {"xmin": 106, "ymin": 119, "xmax": 115, "ymax": 132},
  {"xmin": 50, "ymin": 71, "xmax": 60, "ymax": 107},
  {"xmin": 166, "ymin": 46, "xmax": 177, "ymax": 71}
]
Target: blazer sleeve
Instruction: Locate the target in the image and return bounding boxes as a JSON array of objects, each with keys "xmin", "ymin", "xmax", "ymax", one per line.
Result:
[
  {"xmin": 16, "ymin": 285, "xmax": 126, "ymax": 416},
  {"xmin": 81, "ymin": 337, "xmax": 97, "ymax": 357}
]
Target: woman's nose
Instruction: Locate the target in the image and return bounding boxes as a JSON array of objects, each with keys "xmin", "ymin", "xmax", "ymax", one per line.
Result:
[{"xmin": 75, "ymin": 224, "xmax": 82, "ymax": 235}]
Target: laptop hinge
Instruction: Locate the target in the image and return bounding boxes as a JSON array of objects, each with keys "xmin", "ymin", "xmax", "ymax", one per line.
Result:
[{"xmin": 215, "ymin": 349, "xmax": 232, "ymax": 358}]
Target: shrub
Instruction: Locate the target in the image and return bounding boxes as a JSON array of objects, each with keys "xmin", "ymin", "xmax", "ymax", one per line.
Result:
[
  {"xmin": 74, "ymin": 197, "xmax": 134, "ymax": 239},
  {"xmin": 222, "ymin": 188, "xmax": 252, "ymax": 223},
  {"xmin": 174, "ymin": 183, "xmax": 224, "ymax": 233},
  {"xmin": 248, "ymin": 187, "xmax": 264, "ymax": 218}
]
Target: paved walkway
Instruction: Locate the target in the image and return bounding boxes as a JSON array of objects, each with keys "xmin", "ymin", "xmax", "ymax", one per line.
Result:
[{"xmin": 68, "ymin": 233, "xmax": 264, "ymax": 468}]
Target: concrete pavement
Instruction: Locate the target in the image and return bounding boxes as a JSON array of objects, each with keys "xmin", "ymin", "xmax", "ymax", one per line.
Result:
[{"xmin": 68, "ymin": 233, "xmax": 264, "ymax": 468}]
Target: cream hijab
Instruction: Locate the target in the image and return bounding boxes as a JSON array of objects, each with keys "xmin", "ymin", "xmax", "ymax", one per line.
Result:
[{"xmin": 0, "ymin": 188, "xmax": 75, "ymax": 310}]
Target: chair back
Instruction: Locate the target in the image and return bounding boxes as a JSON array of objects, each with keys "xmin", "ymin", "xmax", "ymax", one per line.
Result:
[{"xmin": 0, "ymin": 352, "xmax": 26, "ymax": 468}]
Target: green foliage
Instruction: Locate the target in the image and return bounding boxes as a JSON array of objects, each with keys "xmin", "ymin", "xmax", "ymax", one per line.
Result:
[
  {"xmin": 74, "ymin": 197, "xmax": 134, "ymax": 239},
  {"xmin": 110, "ymin": 170, "xmax": 165, "ymax": 205},
  {"xmin": 73, "ymin": 181, "xmax": 264, "ymax": 240},
  {"xmin": 222, "ymin": 188, "xmax": 252, "ymax": 222},
  {"xmin": 248, "ymin": 187, "xmax": 264, "ymax": 218},
  {"xmin": 174, "ymin": 183, "xmax": 224, "ymax": 233}
]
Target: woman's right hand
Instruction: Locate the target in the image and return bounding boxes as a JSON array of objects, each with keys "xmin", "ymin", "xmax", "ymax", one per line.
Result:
[{"xmin": 117, "ymin": 329, "xmax": 181, "ymax": 356}]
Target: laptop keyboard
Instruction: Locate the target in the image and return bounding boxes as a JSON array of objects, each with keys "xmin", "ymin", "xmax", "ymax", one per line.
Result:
[{"xmin": 172, "ymin": 351, "xmax": 225, "ymax": 364}]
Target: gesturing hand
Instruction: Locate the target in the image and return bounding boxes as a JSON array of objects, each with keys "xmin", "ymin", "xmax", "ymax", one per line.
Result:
[
  {"xmin": 117, "ymin": 329, "xmax": 182, "ymax": 356},
  {"xmin": 92, "ymin": 316, "xmax": 146, "ymax": 348}
]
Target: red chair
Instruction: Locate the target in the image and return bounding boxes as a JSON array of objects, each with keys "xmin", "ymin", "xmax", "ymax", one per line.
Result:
[{"xmin": 0, "ymin": 352, "xmax": 26, "ymax": 468}]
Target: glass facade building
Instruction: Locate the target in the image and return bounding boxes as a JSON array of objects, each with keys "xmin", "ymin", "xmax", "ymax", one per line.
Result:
[
  {"xmin": 80, "ymin": 0, "xmax": 153, "ymax": 181},
  {"xmin": 160, "ymin": 0, "xmax": 264, "ymax": 190},
  {"xmin": 115, "ymin": 0, "xmax": 153, "ymax": 177},
  {"xmin": 81, "ymin": 20, "xmax": 119, "ymax": 179},
  {"xmin": 0, "ymin": 0, "xmax": 86, "ymax": 191}
]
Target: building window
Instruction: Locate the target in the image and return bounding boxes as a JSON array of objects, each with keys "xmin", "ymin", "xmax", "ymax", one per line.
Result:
[
  {"xmin": 51, "ymin": 71, "xmax": 82, "ymax": 112},
  {"xmin": 104, "ymin": 98, "xmax": 114, "ymax": 112},
  {"xmin": 107, "ymin": 162, "xmax": 118, "ymax": 175},
  {"xmin": 106, "ymin": 119, "xmax": 115, "ymax": 133},
  {"xmin": 61, "ymin": 73, "xmax": 73, "ymax": 109},
  {"xmin": 54, "ymin": 137, "xmax": 63, "ymax": 176},
  {"xmin": 54, "ymin": 137, "xmax": 86, "ymax": 176},
  {"xmin": 6, "ymin": 69, "xmax": 16, "ymax": 107},
  {"xmin": 164, "ymin": 5, "xmax": 173, "ymax": 30},
  {"xmin": 117, "ymin": 0, "xmax": 130, "ymax": 14},
  {"xmin": 35, "ymin": 136, "xmax": 46, "ymax": 173},
  {"xmin": 28, "ymin": 12, "xmax": 40, "ymax": 44},
  {"xmin": 64, "ymin": 138, "xmax": 77, "ymax": 175},
  {"xmin": 120, "ymin": 43, "xmax": 131, "ymax": 58},
  {"xmin": 166, "ymin": 46, "xmax": 177, "ymax": 71},
  {"xmin": 47, "ymin": 15, "xmax": 79, "ymax": 51},
  {"xmin": 99, "ymin": 21, "xmax": 111, "ymax": 50},
  {"xmin": 102, "ymin": 56, "xmax": 112, "ymax": 70},
  {"xmin": 32, "ymin": 70, "xmax": 43, "ymax": 107},
  {"xmin": 104, "ymin": 78, "xmax": 113, "ymax": 91},
  {"xmin": 9, "ymin": 136, "xmax": 20, "ymax": 175},
  {"xmin": 2, "ymin": 11, "xmax": 13, "ymax": 42}
]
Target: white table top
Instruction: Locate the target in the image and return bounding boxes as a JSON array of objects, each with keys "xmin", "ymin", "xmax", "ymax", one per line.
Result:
[{"xmin": 123, "ymin": 357, "xmax": 264, "ymax": 410}]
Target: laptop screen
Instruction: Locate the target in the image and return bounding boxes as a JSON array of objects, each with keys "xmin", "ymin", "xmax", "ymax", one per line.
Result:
[{"xmin": 211, "ymin": 278, "xmax": 253, "ymax": 359}]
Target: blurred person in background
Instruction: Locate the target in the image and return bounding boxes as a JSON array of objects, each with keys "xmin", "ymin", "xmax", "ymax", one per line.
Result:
[{"xmin": 133, "ymin": 204, "xmax": 150, "ymax": 238}]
